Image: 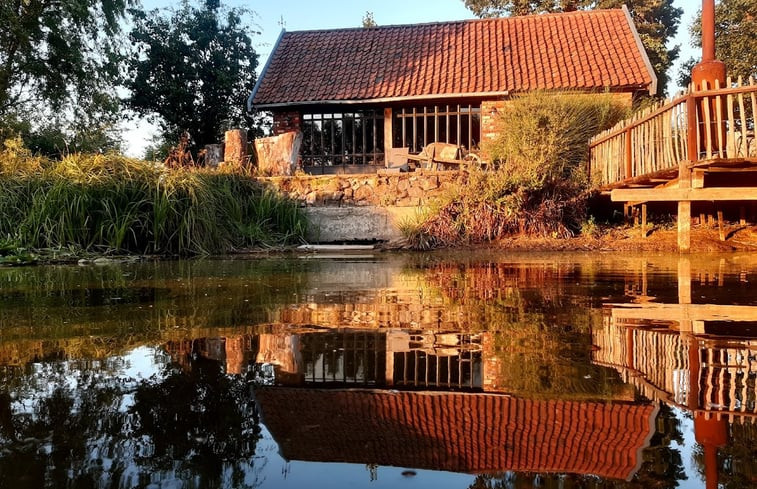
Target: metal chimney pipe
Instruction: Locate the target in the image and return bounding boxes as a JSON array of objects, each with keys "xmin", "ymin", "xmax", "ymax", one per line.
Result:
[{"xmin": 701, "ymin": 0, "xmax": 716, "ymax": 62}]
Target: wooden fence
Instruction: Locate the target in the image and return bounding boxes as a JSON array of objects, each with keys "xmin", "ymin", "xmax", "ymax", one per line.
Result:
[{"xmin": 589, "ymin": 77, "xmax": 757, "ymax": 187}]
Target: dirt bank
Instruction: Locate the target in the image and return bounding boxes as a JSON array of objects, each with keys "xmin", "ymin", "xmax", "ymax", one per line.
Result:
[{"xmin": 488, "ymin": 225, "xmax": 757, "ymax": 253}]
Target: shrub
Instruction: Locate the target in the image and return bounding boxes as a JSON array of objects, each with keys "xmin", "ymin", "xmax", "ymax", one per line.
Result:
[{"xmin": 407, "ymin": 91, "xmax": 627, "ymax": 248}]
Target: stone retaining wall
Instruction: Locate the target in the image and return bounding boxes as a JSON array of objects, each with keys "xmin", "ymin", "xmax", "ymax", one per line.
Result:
[
  {"xmin": 259, "ymin": 170, "xmax": 465, "ymax": 208},
  {"xmin": 259, "ymin": 171, "xmax": 466, "ymax": 243}
]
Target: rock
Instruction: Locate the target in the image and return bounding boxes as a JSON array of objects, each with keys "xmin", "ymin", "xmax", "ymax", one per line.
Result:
[{"xmin": 353, "ymin": 185, "xmax": 375, "ymax": 202}]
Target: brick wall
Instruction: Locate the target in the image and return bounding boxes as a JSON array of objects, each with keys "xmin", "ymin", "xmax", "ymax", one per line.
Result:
[
  {"xmin": 273, "ymin": 111, "xmax": 301, "ymax": 135},
  {"xmin": 480, "ymin": 100, "xmax": 507, "ymax": 144}
]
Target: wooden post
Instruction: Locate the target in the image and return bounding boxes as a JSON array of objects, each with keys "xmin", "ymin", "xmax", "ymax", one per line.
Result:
[
  {"xmin": 384, "ymin": 108, "xmax": 393, "ymax": 167},
  {"xmin": 679, "ymin": 95, "xmax": 698, "ymax": 253},
  {"xmin": 204, "ymin": 144, "xmax": 223, "ymax": 168},
  {"xmin": 700, "ymin": 212, "xmax": 706, "ymax": 227},
  {"xmin": 679, "ymin": 256, "xmax": 692, "ymax": 306},
  {"xmin": 641, "ymin": 204, "xmax": 648, "ymax": 238},
  {"xmin": 717, "ymin": 210, "xmax": 725, "ymax": 241},
  {"xmin": 739, "ymin": 206, "xmax": 746, "ymax": 226},
  {"xmin": 679, "ymin": 256, "xmax": 693, "ymax": 334},
  {"xmin": 224, "ymin": 129, "xmax": 248, "ymax": 167}
]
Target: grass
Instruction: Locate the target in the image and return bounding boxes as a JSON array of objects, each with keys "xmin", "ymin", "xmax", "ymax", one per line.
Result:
[{"xmin": 0, "ymin": 138, "xmax": 307, "ymax": 256}]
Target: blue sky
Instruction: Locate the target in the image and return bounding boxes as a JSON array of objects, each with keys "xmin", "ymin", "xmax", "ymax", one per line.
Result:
[{"xmin": 126, "ymin": 0, "xmax": 699, "ymax": 155}]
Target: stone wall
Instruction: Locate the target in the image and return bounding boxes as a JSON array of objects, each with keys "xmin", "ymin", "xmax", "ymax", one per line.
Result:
[
  {"xmin": 260, "ymin": 170, "xmax": 465, "ymax": 208},
  {"xmin": 260, "ymin": 171, "xmax": 467, "ymax": 242}
]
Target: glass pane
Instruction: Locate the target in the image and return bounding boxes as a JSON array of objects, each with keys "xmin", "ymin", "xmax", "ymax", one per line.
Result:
[
  {"xmin": 471, "ymin": 113, "xmax": 481, "ymax": 151},
  {"xmin": 415, "ymin": 115, "xmax": 424, "ymax": 152},
  {"xmin": 375, "ymin": 114, "xmax": 385, "ymax": 160},
  {"xmin": 366, "ymin": 118, "xmax": 375, "ymax": 155},
  {"xmin": 426, "ymin": 114, "xmax": 435, "ymax": 144},
  {"xmin": 392, "ymin": 113, "xmax": 404, "ymax": 148},
  {"xmin": 344, "ymin": 115, "xmax": 354, "ymax": 163},
  {"xmin": 460, "ymin": 115, "xmax": 470, "ymax": 151},
  {"xmin": 449, "ymin": 114, "xmax": 458, "ymax": 145},
  {"xmin": 332, "ymin": 118, "xmax": 344, "ymax": 162},
  {"xmin": 313, "ymin": 120, "xmax": 323, "ymax": 157}
]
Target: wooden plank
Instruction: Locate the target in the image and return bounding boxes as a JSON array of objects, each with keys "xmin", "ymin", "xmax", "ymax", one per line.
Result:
[
  {"xmin": 612, "ymin": 187, "xmax": 757, "ymax": 202},
  {"xmin": 610, "ymin": 304, "xmax": 757, "ymax": 322}
]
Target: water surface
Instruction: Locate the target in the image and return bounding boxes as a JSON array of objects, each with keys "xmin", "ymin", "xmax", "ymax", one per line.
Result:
[{"xmin": 0, "ymin": 252, "xmax": 755, "ymax": 488}]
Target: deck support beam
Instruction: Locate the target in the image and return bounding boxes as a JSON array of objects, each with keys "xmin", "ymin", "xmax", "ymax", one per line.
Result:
[{"xmin": 611, "ymin": 187, "xmax": 757, "ymax": 202}]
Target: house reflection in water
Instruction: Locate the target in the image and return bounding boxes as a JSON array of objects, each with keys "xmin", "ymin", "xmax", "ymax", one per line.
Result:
[{"xmin": 164, "ymin": 329, "xmax": 658, "ymax": 482}]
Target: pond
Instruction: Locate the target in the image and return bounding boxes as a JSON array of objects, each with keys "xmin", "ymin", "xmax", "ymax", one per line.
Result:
[{"xmin": 0, "ymin": 251, "xmax": 755, "ymax": 489}]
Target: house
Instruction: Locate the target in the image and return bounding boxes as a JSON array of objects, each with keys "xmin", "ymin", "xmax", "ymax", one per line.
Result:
[{"xmin": 248, "ymin": 6, "xmax": 656, "ymax": 174}]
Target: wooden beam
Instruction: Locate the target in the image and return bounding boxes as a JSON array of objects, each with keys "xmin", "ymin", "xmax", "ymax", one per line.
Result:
[
  {"xmin": 691, "ymin": 157, "xmax": 757, "ymax": 169},
  {"xmin": 692, "ymin": 169, "xmax": 705, "ymax": 188},
  {"xmin": 610, "ymin": 303, "xmax": 757, "ymax": 322},
  {"xmin": 612, "ymin": 187, "xmax": 757, "ymax": 202}
]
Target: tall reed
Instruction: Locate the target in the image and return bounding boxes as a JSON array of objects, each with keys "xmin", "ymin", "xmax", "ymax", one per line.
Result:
[{"xmin": 0, "ymin": 139, "xmax": 307, "ymax": 255}]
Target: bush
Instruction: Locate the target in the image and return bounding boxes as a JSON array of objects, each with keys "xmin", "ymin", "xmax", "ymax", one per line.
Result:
[
  {"xmin": 484, "ymin": 90, "xmax": 628, "ymax": 190},
  {"xmin": 406, "ymin": 91, "xmax": 627, "ymax": 248},
  {"xmin": 0, "ymin": 142, "xmax": 306, "ymax": 255}
]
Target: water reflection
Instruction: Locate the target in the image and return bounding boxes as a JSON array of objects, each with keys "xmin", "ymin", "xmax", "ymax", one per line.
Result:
[{"xmin": 0, "ymin": 253, "xmax": 755, "ymax": 488}]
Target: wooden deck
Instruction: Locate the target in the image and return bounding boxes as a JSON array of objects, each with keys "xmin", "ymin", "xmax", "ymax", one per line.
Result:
[{"xmin": 589, "ymin": 77, "xmax": 757, "ymax": 251}]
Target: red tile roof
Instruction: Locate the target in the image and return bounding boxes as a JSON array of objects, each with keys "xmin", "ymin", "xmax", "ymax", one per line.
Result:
[
  {"xmin": 256, "ymin": 388, "xmax": 658, "ymax": 480},
  {"xmin": 250, "ymin": 8, "xmax": 656, "ymax": 108}
]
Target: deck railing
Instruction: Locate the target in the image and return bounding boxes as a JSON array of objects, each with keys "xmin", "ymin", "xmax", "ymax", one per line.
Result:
[
  {"xmin": 593, "ymin": 319, "xmax": 757, "ymax": 423},
  {"xmin": 589, "ymin": 76, "xmax": 757, "ymax": 187}
]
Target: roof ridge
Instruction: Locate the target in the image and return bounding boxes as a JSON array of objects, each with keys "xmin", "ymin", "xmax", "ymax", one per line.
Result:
[{"xmin": 282, "ymin": 8, "xmax": 626, "ymax": 36}]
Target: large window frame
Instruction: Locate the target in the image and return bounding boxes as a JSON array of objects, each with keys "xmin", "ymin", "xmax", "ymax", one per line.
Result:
[
  {"xmin": 301, "ymin": 111, "xmax": 384, "ymax": 172},
  {"xmin": 393, "ymin": 104, "xmax": 481, "ymax": 154}
]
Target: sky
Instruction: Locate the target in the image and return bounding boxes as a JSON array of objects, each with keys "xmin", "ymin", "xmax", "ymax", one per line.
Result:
[{"xmin": 124, "ymin": 0, "xmax": 701, "ymax": 156}]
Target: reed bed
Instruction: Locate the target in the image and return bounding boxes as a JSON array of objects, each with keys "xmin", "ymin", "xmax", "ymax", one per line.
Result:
[{"xmin": 0, "ymin": 139, "xmax": 306, "ymax": 255}]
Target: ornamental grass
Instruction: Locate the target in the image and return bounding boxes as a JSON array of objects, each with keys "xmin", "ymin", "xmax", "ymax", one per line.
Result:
[{"xmin": 0, "ymin": 138, "xmax": 306, "ymax": 255}]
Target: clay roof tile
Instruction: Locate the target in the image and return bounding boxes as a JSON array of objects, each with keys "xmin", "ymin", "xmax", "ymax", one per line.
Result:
[{"xmin": 252, "ymin": 9, "xmax": 654, "ymax": 107}]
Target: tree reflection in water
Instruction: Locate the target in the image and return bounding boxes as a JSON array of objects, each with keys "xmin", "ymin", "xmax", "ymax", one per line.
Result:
[{"xmin": 0, "ymin": 356, "xmax": 262, "ymax": 489}]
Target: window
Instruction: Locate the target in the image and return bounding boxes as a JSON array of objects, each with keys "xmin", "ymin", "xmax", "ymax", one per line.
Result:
[
  {"xmin": 392, "ymin": 104, "xmax": 481, "ymax": 153},
  {"xmin": 301, "ymin": 111, "xmax": 384, "ymax": 171}
]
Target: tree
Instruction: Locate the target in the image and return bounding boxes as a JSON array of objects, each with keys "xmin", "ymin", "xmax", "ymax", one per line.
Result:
[
  {"xmin": 463, "ymin": 0, "xmax": 682, "ymax": 97},
  {"xmin": 0, "ymin": 0, "xmax": 132, "ymax": 156},
  {"xmin": 126, "ymin": 0, "xmax": 259, "ymax": 152},
  {"xmin": 678, "ymin": 0, "xmax": 757, "ymax": 87},
  {"xmin": 362, "ymin": 11, "xmax": 378, "ymax": 27},
  {"xmin": 0, "ymin": 0, "xmax": 132, "ymax": 115}
]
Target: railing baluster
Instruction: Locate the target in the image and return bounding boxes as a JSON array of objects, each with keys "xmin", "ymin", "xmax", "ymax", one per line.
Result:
[
  {"xmin": 715, "ymin": 78, "xmax": 725, "ymax": 158},
  {"xmin": 750, "ymin": 77, "xmax": 757, "ymax": 157}
]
